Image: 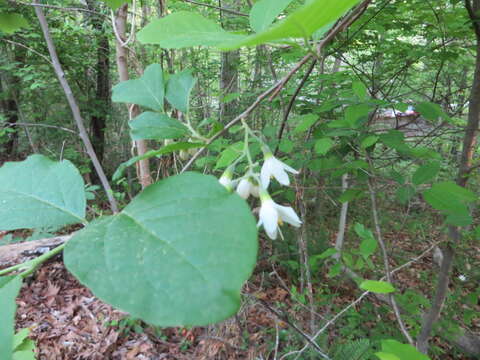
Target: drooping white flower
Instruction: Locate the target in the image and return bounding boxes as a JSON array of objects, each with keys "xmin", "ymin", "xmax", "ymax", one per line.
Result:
[
  {"xmin": 261, "ymin": 150, "xmax": 299, "ymax": 189},
  {"xmin": 219, "ymin": 168, "xmax": 233, "ymax": 191},
  {"xmin": 257, "ymin": 190, "xmax": 302, "ymax": 240},
  {"xmin": 236, "ymin": 178, "xmax": 260, "ymax": 199}
]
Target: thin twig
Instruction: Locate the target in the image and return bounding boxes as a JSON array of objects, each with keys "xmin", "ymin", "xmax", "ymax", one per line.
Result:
[
  {"xmin": 34, "ymin": 0, "xmax": 119, "ymax": 214},
  {"xmin": 367, "ymin": 174, "xmax": 414, "ymax": 345},
  {"xmin": 6, "ymin": 122, "xmax": 76, "ymax": 134},
  {"xmin": 0, "ymin": 39, "xmax": 52, "ymax": 65}
]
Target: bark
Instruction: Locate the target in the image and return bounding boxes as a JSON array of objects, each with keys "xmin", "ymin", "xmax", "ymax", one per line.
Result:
[
  {"xmin": 114, "ymin": 4, "xmax": 152, "ymax": 189},
  {"xmin": 219, "ymin": 0, "xmax": 240, "ymax": 122},
  {"xmin": 0, "ymin": 235, "xmax": 71, "ymax": 267},
  {"xmin": 416, "ymin": 0, "xmax": 480, "ymax": 353},
  {"xmin": 34, "ymin": 1, "xmax": 119, "ymax": 213},
  {"xmin": 86, "ymin": 0, "xmax": 111, "ymax": 176}
]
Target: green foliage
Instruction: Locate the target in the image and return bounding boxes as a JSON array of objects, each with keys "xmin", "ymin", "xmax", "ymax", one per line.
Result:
[
  {"xmin": 138, "ymin": 0, "xmax": 360, "ymax": 50},
  {"xmin": 0, "ymin": 155, "xmax": 86, "ymax": 231},
  {"xmin": 359, "ymin": 280, "xmax": 396, "ymax": 294},
  {"xmin": 0, "ymin": 13, "xmax": 28, "ymax": 34},
  {"xmin": 423, "ymin": 181, "xmax": 477, "ymax": 226},
  {"xmin": 376, "ymin": 339, "xmax": 431, "ymax": 360},
  {"xmin": 64, "ymin": 172, "xmax": 258, "ymax": 327},
  {"xmin": 416, "ymin": 102, "xmax": 450, "ymax": 123},
  {"xmin": 315, "ymin": 137, "xmax": 334, "ymax": 155},
  {"xmin": 0, "ymin": 276, "xmax": 23, "ymax": 360},
  {"xmin": 102, "ymin": 0, "xmax": 131, "ymax": 10},
  {"xmin": 129, "ymin": 112, "xmax": 188, "ymax": 141},
  {"xmin": 112, "ymin": 64, "xmax": 165, "ymax": 112},
  {"xmin": 12, "ymin": 329, "xmax": 36, "ymax": 360},
  {"xmin": 137, "ymin": 11, "xmax": 245, "ymax": 49},
  {"xmin": 412, "ymin": 161, "xmax": 441, "ymax": 185},
  {"xmin": 333, "ymin": 339, "xmax": 371, "ymax": 360},
  {"xmin": 165, "ymin": 70, "xmax": 197, "ymax": 113},
  {"xmin": 249, "ymin": 0, "xmax": 294, "ymax": 33}
]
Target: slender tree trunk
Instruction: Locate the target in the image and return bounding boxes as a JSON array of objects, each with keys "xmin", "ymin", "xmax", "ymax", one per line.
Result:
[
  {"xmin": 417, "ymin": 0, "xmax": 480, "ymax": 353},
  {"xmin": 86, "ymin": 0, "xmax": 110, "ymax": 181},
  {"xmin": 219, "ymin": 0, "xmax": 240, "ymax": 122},
  {"xmin": 114, "ymin": 4, "xmax": 152, "ymax": 189}
]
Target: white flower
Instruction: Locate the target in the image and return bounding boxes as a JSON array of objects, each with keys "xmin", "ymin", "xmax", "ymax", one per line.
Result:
[
  {"xmin": 261, "ymin": 151, "xmax": 299, "ymax": 189},
  {"xmin": 219, "ymin": 169, "xmax": 233, "ymax": 191},
  {"xmin": 458, "ymin": 274, "xmax": 467, "ymax": 282},
  {"xmin": 236, "ymin": 178, "xmax": 260, "ymax": 199},
  {"xmin": 257, "ymin": 190, "xmax": 302, "ymax": 240}
]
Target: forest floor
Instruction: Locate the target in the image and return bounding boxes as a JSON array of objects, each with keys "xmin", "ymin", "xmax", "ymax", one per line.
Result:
[{"xmin": 1, "ymin": 230, "xmax": 478, "ymax": 359}]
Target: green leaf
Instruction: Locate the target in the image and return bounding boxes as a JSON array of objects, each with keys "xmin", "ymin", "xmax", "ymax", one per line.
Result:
[
  {"xmin": 64, "ymin": 173, "xmax": 258, "ymax": 327},
  {"xmin": 249, "ymin": 0, "xmax": 294, "ymax": 33},
  {"xmin": 0, "ymin": 276, "xmax": 23, "ymax": 360},
  {"xmin": 293, "ymin": 114, "xmax": 318, "ymax": 133},
  {"xmin": 314, "ymin": 138, "xmax": 334, "ymax": 155},
  {"xmin": 338, "ymin": 189, "xmax": 363, "ymax": 203},
  {"xmin": 328, "ymin": 262, "xmax": 342, "ymax": 277},
  {"xmin": 412, "ymin": 161, "xmax": 440, "ymax": 185},
  {"xmin": 0, "ymin": 155, "xmax": 86, "ymax": 230},
  {"xmin": 375, "ymin": 352, "xmax": 400, "ymax": 360},
  {"xmin": 138, "ymin": 11, "xmax": 246, "ymax": 49},
  {"xmin": 361, "ymin": 135, "xmax": 379, "ymax": 149},
  {"xmin": 138, "ymin": 0, "xmax": 359, "ymax": 50},
  {"xmin": 380, "ymin": 339, "xmax": 431, "ymax": 360},
  {"xmin": 359, "ymin": 236, "xmax": 377, "ymax": 260},
  {"xmin": 319, "ymin": 248, "xmax": 338, "ymax": 259},
  {"xmin": 113, "ymin": 142, "xmax": 203, "ymax": 181},
  {"xmin": 352, "ymin": 80, "xmax": 368, "ymax": 99},
  {"xmin": 423, "ymin": 182, "xmax": 477, "ymax": 214},
  {"xmin": 416, "ymin": 102, "xmax": 449, "ymax": 122},
  {"xmin": 12, "ymin": 329, "xmax": 35, "ymax": 360},
  {"xmin": 222, "ymin": 0, "xmax": 361, "ymax": 50},
  {"xmin": 215, "ymin": 142, "xmax": 244, "ymax": 169},
  {"xmin": 103, "ymin": 0, "xmax": 132, "ymax": 10},
  {"xmin": 165, "ymin": 69, "xmax": 196, "ymax": 113},
  {"xmin": 396, "ymin": 185, "xmax": 415, "ymax": 205},
  {"xmin": 0, "ymin": 13, "xmax": 28, "ymax": 34},
  {"xmin": 112, "ymin": 64, "xmax": 165, "ymax": 111},
  {"xmin": 129, "ymin": 112, "xmax": 188, "ymax": 141},
  {"xmin": 359, "ymin": 280, "xmax": 396, "ymax": 294}
]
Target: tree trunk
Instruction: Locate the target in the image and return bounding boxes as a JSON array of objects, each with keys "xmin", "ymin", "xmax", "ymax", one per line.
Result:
[
  {"xmin": 86, "ymin": 0, "xmax": 111, "ymax": 181},
  {"xmin": 114, "ymin": 4, "xmax": 152, "ymax": 189},
  {"xmin": 219, "ymin": 0, "xmax": 240, "ymax": 122},
  {"xmin": 416, "ymin": 0, "xmax": 480, "ymax": 353}
]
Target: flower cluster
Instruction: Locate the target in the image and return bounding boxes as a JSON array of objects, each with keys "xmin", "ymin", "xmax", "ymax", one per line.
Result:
[{"xmin": 218, "ymin": 145, "xmax": 301, "ymax": 240}]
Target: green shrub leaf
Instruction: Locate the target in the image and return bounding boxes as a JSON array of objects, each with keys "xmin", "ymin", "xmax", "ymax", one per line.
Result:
[
  {"xmin": 0, "ymin": 276, "xmax": 23, "ymax": 360},
  {"xmin": 129, "ymin": 112, "xmax": 188, "ymax": 141},
  {"xmin": 112, "ymin": 64, "xmax": 165, "ymax": 111},
  {"xmin": 412, "ymin": 161, "xmax": 441, "ymax": 185},
  {"xmin": 0, "ymin": 155, "xmax": 86, "ymax": 230},
  {"xmin": 65, "ymin": 172, "xmax": 258, "ymax": 327},
  {"xmin": 0, "ymin": 13, "xmax": 28, "ymax": 34},
  {"xmin": 249, "ymin": 0, "xmax": 294, "ymax": 33},
  {"xmin": 360, "ymin": 280, "xmax": 395, "ymax": 294},
  {"xmin": 166, "ymin": 69, "xmax": 196, "ymax": 113}
]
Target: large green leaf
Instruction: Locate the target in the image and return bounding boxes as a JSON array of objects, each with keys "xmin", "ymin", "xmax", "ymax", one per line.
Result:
[
  {"xmin": 137, "ymin": 11, "xmax": 246, "ymax": 49},
  {"xmin": 0, "ymin": 155, "xmax": 86, "ymax": 230},
  {"xmin": 65, "ymin": 172, "xmax": 258, "ymax": 326},
  {"xmin": 416, "ymin": 102, "xmax": 449, "ymax": 122},
  {"xmin": 249, "ymin": 0, "xmax": 294, "ymax": 33},
  {"xmin": 423, "ymin": 182, "xmax": 477, "ymax": 225},
  {"xmin": 165, "ymin": 70, "xmax": 197, "ymax": 113},
  {"xmin": 379, "ymin": 340, "xmax": 430, "ymax": 360},
  {"xmin": 0, "ymin": 276, "xmax": 23, "ymax": 360},
  {"xmin": 222, "ymin": 0, "xmax": 360, "ymax": 50},
  {"xmin": 412, "ymin": 161, "xmax": 440, "ymax": 185},
  {"xmin": 129, "ymin": 112, "xmax": 188, "ymax": 141},
  {"xmin": 112, "ymin": 64, "xmax": 165, "ymax": 111},
  {"xmin": 0, "ymin": 13, "xmax": 28, "ymax": 34},
  {"xmin": 138, "ymin": 0, "xmax": 360, "ymax": 50}
]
